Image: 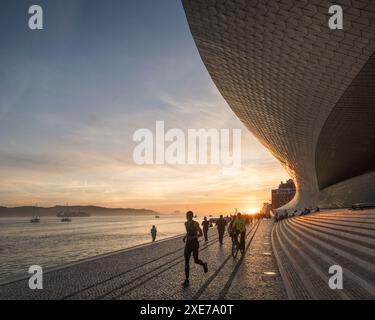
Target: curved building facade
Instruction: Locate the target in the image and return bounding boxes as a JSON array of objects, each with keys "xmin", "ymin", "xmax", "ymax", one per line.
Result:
[{"xmin": 182, "ymin": 0, "xmax": 375, "ymax": 210}]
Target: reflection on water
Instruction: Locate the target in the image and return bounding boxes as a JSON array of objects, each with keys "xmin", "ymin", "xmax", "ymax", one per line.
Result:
[{"xmin": 0, "ymin": 215, "xmax": 185, "ymax": 282}]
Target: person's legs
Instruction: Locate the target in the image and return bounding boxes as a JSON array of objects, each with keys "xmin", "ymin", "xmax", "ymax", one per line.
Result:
[
  {"xmin": 218, "ymin": 230, "xmax": 224, "ymax": 244},
  {"xmin": 184, "ymin": 244, "xmax": 192, "ymax": 281},
  {"xmin": 192, "ymin": 241, "xmax": 208, "ymax": 273},
  {"xmin": 240, "ymin": 231, "xmax": 246, "ymax": 251},
  {"xmin": 204, "ymin": 231, "xmax": 208, "ymax": 242},
  {"xmin": 233, "ymin": 231, "xmax": 240, "ymax": 249},
  {"xmin": 192, "ymin": 242, "xmax": 204, "ymax": 266}
]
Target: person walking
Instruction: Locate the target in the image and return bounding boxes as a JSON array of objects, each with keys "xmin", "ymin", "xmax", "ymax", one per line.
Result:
[
  {"xmin": 216, "ymin": 215, "xmax": 227, "ymax": 245},
  {"xmin": 151, "ymin": 225, "xmax": 157, "ymax": 242},
  {"xmin": 201, "ymin": 216, "xmax": 209, "ymax": 242},
  {"xmin": 183, "ymin": 211, "xmax": 208, "ymax": 286}
]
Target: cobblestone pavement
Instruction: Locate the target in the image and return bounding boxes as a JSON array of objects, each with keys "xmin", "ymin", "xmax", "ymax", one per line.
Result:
[
  {"xmin": 221, "ymin": 220, "xmax": 286, "ymax": 300},
  {"xmin": 0, "ymin": 219, "xmax": 286, "ymax": 300}
]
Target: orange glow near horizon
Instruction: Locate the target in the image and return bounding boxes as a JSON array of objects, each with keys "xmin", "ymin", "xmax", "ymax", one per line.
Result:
[{"xmin": 246, "ymin": 208, "xmax": 259, "ymax": 215}]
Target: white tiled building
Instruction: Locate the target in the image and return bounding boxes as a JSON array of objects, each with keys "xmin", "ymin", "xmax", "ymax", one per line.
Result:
[{"xmin": 182, "ymin": 0, "xmax": 375, "ymax": 210}]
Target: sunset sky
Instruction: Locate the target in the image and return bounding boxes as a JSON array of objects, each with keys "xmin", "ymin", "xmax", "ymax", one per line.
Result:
[{"xmin": 0, "ymin": 0, "xmax": 289, "ymax": 214}]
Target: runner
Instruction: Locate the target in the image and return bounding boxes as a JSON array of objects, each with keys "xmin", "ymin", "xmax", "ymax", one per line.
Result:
[{"xmin": 183, "ymin": 211, "xmax": 208, "ymax": 286}]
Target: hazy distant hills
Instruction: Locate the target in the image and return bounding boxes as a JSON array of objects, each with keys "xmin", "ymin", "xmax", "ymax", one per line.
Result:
[{"xmin": 0, "ymin": 206, "xmax": 160, "ymax": 217}]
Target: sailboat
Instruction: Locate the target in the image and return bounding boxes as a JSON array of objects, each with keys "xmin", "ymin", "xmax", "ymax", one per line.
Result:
[
  {"xmin": 61, "ymin": 216, "xmax": 72, "ymax": 222},
  {"xmin": 30, "ymin": 205, "xmax": 40, "ymax": 223},
  {"xmin": 30, "ymin": 216, "xmax": 40, "ymax": 223},
  {"xmin": 60, "ymin": 204, "xmax": 72, "ymax": 222}
]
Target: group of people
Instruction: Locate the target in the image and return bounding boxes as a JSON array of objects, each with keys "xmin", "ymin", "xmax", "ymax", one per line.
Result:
[
  {"xmin": 201, "ymin": 215, "xmax": 227, "ymax": 244},
  {"xmin": 274, "ymin": 207, "xmax": 320, "ymax": 222},
  {"xmin": 183, "ymin": 211, "xmax": 250, "ymax": 286},
  {"xmin": 149, "ymin": 211, "xmax": 254, "ymax": 286}
]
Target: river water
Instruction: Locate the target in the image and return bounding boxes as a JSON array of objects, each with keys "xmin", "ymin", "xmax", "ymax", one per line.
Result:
[{"xmin": 0, "ymin": 215, "xmax": 186, "ymax": 282}]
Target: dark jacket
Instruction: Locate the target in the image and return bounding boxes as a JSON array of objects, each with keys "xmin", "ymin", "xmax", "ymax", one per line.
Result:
[
  {"xmin": 202, "ymin": 220, "xmax": 209, "ymax": 232},
  {"xmin": 216, "ymin": 218, "xmax": 227, "ymax": 232}
]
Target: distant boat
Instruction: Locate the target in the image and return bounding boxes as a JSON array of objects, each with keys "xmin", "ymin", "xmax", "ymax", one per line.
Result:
[
  {"xmin": 30, "ymin": 216, "xmax": 40, "ymax": 223},
  {"xmin": 59, "ymin": 203, "xmax": 72, "ymax": 222},
  {"xmin": 57, "ymin": 211, "xmax": 89, "ymax": 217},
  {"xmin": 30, "ymin": 204, "xmax": 40, "ymax": 223}
]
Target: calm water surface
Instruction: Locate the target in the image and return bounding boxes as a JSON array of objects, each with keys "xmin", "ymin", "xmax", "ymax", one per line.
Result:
[{"xmin": 0, "ymin": 215, "xmax": 185, "ymax": 282}]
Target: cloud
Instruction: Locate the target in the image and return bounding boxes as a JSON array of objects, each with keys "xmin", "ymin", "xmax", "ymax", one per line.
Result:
[{"xmin": 0, "ymin": 0, "xmax": 290, "ymax": 211}]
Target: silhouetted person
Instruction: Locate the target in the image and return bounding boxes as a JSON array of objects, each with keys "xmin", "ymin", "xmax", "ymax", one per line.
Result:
[
  {"xmin": 249, "ymin": 215, "xmax": 254, "ymax": 225},
  {"xmin": 232, "ymin": 212, "xmax": 246, "ymax": 253},
  {"xmin": 302, "ymin": 208, "xmax": 311, "ymax": 215},
  {"xmin": 274, "ymin": 211, "xmax": 279, "ymax": 222},
  {"xmin": 201, "ymin": 217, "xmax": 209, "ymax": 242},
  {"xmin": 151, "ymin": 225, "xmax": 157, "ymax": 242},
  {"xmin": 183, "ymin": 211, "xmax": 208, "ymax": 286},
  {"xmin": 216, "ymin": 215, "xmax": 227, "ymax": 245}
]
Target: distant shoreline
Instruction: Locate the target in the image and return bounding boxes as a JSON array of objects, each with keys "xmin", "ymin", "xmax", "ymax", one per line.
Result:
[{"xmin": 0, "ymin": 205, "xmax": 160, "ymax": 217}]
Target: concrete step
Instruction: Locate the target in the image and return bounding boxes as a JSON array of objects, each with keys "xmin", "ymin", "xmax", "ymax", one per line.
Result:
[
  {"xmin": 271, "ymin": 223, "xmax": 311, "ymax": 300},
  {"xmin": 294, "ymin": 217, "xmax": 375, "ymax": 249},
  {"xmin": 284, "ymin": 219, "xmax": 375, "ymax": 298},
  {"xmin": 310, "ymin": 214, "xmax": 375, "ymax": 225},
  {"xmin": 275, "ymin": 222, "xmax": 344, "ymax": 299},
  {"xmin": 304, "ymin": 216, "xmax": 375, "ymax": 230},
  {"xmin": 291, "ymin": 219, "xmax": 375, "ymax": 259},
  {"xmin": 301, "ymin": 216, "xmax": 375, "ymax": 236},
  {"xmin": 278, "ymin": 221, "xmax": 350, "ymax": 299},
  {"xmin": 287, "ymin": 220, "xmax": 375, "ymax": 274},
  {"xmin": 280, "ymin": 220, "xmax": 375, "ymax": 299}
]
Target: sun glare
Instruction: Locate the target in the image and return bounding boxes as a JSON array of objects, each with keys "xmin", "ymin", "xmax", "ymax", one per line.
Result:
[{"xmin": 247, "ymin": 207, "xmax": 259, "ymax": 215}]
